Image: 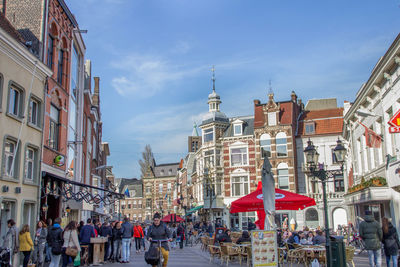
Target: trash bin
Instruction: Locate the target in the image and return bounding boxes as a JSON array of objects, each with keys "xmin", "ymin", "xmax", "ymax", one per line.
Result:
[{"xmin": 330, "ymin": 235, "xmax": 346, "ymax": 267}]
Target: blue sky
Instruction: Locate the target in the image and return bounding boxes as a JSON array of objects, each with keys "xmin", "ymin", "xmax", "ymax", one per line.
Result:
[{"xmin": 68, "ymin": 0, "xmax": 400, "ymax": 178}]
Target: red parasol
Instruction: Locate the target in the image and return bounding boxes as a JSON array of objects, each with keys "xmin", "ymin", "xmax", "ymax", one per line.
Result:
[
  {"xmin": 230, "ymin": 183, "xmax": 316, "ymax": 213},
  {"xmin": 161, "ymin": 214, "xmax": 184, "ymax": 223}
]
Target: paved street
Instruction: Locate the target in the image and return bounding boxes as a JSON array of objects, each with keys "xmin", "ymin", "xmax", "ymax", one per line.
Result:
[{"xmin": 100, "ymin": 244, "xmax": 373, "ymax": 267}]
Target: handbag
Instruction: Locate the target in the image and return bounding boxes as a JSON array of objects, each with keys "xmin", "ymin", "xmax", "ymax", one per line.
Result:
[{"xmin": 65, "ymin": 231, "xmax": 78, "ymax": 257}]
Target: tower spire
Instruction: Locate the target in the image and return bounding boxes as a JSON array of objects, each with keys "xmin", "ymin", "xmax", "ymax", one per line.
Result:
[
  {"xmin": 211, "ymin": 65, "xmax": 216, "ymax": 92},
  {"xmin": 268, "ymin": 79, "xmax": 273, "ymax": 95}
]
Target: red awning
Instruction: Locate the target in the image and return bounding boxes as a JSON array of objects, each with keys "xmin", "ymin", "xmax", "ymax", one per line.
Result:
[
  {"xmin": 161, "ymin": 214, "xmax": 184, "ymax": 223},
  {"xmin": 230, "ymin": 184, "xmax": 316, "ymax": 213}
]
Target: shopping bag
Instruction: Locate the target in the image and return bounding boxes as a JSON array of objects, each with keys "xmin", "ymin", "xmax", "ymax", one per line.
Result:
[
  {"xmin": 311, "ymin": 258, "xmax": 320, "ymax": 267},
  {"xmin": 73, "ymin": 253, "xmax": 81, "ymax": 266}
]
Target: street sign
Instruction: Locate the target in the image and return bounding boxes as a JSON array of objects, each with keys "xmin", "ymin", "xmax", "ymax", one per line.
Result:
[
  {"xmin": 389, "ymin": 126, "xmax": 400, "ymax": 133},
  {"xmin": 389, "ymin": 109, "xmax": 400, "ymax": 127}
]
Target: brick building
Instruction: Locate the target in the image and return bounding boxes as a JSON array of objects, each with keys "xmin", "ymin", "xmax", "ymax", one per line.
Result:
[{"xmin": 118, "ymin": 178, "xmax": 144, "ymax": 222}]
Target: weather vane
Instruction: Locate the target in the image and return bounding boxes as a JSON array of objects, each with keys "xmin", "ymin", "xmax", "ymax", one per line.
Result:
[{"xmin": 211, "ymin": 65, "xmax": 216, "ymax": 92}]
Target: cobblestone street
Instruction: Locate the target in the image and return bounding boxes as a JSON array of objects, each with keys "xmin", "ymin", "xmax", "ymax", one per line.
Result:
[{"xmin": 99, "ymin": 244, "xmax": 372, "ymax": 267}]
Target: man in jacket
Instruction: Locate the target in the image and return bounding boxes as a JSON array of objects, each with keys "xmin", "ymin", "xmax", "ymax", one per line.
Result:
[
  {"xmin": 79, "ymin": 218, "xmax": 96, "ymax": 264},
  {"xmin": 359, "ymin": 210, "xmax": 383, "ymax": 267},
  {"xmin": 47, "ymin": 218, "xmax": 63, "ymax": 267},
  {"xmin": 99, "ymin": 222, "xmax": 112, "ymax": 261},
  {"xmin": 120, "ymin": 217, "xmax": 133, "ymax": 263},
  {"xmin": 176, "ymin": 223, "xmax": 185, "ymax": 249},
  {"xmin": 147, "ymin": 213, "xmax": 172, "ymax": 267}
]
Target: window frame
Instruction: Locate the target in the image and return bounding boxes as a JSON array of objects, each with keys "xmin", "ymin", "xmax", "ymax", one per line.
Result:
[
  {"xmin": 231, "ymin": 175, "xmax": 249, "ymax": 197},
  {"xmin": 28, "ymin": 95, "xmax": 42, "ymax": 129},
  {"xmin": 2, "ymin": 136, "xmax": 20, "ymax": 180},
  {"xmin": 203, "ymin": 127, "xmax": 214, "ymax": 143},
  {"xmin": 47, "ymin": 35, "xmax": 54, "ymax": 69},
  {"xmin": 23, "ymin": 144, "xmax": 39, "ymax": 183},
  {"xmin": 277, "ymin": 163, "xmax": 289, "ymax": 190},
  {"xmin": 260, "ymin": 133, "xmax": 272, "ymax": 158},
  {"xmin": 233, "ymin": 124, "xmax": 242, "ymax": 136},
  {"xmin": 7, "ymin": 82, "xmax": 25, "ymax": 119},
  {"xmin": 49, "ymin": 104, "xmax": 60, "ymax": 150},
  {"xmin": 334, "ymin": 174, "xmax": 345, "ymax": 192},
  {"xmin": 57, "ymin": 49, "xmax": 64, "ymax": 85},
  {"xmin": 276, "ymin": 132, "xmax": 288, "ymax": 158},
  {"xmin": 0, "ymin": 73, "xmax": 3, "ymax": 111},
  {"xmin": 305, "ymin": 122, "xmax": 315, "ymax": 135}
]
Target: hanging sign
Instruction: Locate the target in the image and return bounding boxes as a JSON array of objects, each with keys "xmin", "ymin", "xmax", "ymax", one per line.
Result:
[
  {"xmin": 388, "ymin": 109, "xmax": 400, "ymax": 133},
  {"xmin": 251, "ymin": 230, "xmax": 278, "ymax": 266},
  {"xmin": 54, "ymin": 155, "xmax": 65, "ymax": 167}
]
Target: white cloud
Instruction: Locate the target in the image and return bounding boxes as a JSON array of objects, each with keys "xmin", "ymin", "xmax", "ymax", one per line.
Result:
[
  {"xmin": 110, "ymin": 54, "xmax": 206, "ymax": 97},
  {"xmin": 172, "ymin": 41, "xmax": 191, "ymax": 54}
]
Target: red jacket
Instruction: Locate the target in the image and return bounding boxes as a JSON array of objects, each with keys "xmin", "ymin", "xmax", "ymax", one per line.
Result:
[{"xmin": 133, "ymin": 225, "xmax": 144, "ymax": 238}]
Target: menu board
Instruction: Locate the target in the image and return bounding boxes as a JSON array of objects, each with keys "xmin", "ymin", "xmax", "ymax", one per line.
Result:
[{"xmin": 251, "ymin": 230, "xmax": 278, "ymax": 267}]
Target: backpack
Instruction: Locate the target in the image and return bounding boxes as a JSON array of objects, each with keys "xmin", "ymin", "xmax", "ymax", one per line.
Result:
[{"xmin": 144, "ymin": 246, "xmax": 159, "ymax": 265}]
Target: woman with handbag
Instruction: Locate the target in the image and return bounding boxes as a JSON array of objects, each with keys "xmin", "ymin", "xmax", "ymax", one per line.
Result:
[
  {"xmin": 19, "ymin": 224, "xmax": 34, "ymax": 267},
  {"xmin": 33, "ymin": 221, "xmax": 47, "ymax": 267},
  {"xmin": 62, "ymin": 221, "xmax": 81, "ymax": 267},
  {"xmin": 382, "ymin": 217, "xmax": 400, "ymax": 267}
]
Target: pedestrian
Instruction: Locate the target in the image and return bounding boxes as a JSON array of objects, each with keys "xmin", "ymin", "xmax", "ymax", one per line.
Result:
[
  {"xmin": 62, "ymin": 221, "xmax": 80, "ymax": 267},
  {"xmin": 47, "ymin": 218, "xmax": 63, "ymax": 267},
  {"xmin": 45, "ymin": 218, "xmax": 53, "ymax": 263},
  {"xmin": 176, "ymin": 223, "xmax": 185, "ymax": 249},
  {"xmin": 382, "ymin": 217, "xmax": 400, "ymax": 267},
  {"xmin": 120, "ymin": 217, "xmax": 133, "ymax": 263},
  {"xmin": 217, "ymin": 229, "xmax": 232, "ymax": 243},
  {"xmin": 79, "ymin": 218, "xmax": 96, "ymax": 264},
  {"xmin": 359, "ymin": 210, "xmax": 383, "ymax": 267},
  {"xmin": 99, "ymin": 222, "xmax": 112, "ymax": 261},
  {"xmin": 147, "ymin": 213, "xmax": 172, "ymax": 267},
  {"xmin": 2, "ymin": 219, "xmax": 19, "ymax": 267},
  {"xmin": 77, "ymin": 221, "xmax": 84, "ymax": 235},
  {"xmin": 19, "ymin": 224, "xmax": 33, "ymax": 267},
  {"xmin": 32, "ymin": 220, "xmax": 47, "ymax": 267},
  {"xmin": 141, "ymin": 223, "xmax": 147, "ymax": 252},
  {"xmin": 133, "ymin": 221, "xmax": 144, "ymax": 253},
  {"xmin": 312, "ymin": 230, "xmax": 326, "ymax": 245},
  {"xmin": 112, "ymin": 221, "xmax": 123, "ymax": 262}
]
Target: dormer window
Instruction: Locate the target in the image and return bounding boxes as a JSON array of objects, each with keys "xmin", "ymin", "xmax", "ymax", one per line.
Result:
[
  {"xmin": 203, "ymin": 128, "xmax": 214, "ymax": 143},
  {"xmin": 305, "ymin": 122, "xmax": 315, "ymax": 135},
  {"xmin": 234, "ymin": 124, "xmax": 242, "ymax": 135}
]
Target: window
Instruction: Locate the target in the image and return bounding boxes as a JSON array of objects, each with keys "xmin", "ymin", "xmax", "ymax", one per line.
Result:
[
  {"xmin": 25, "ymin": 147, "xmax": 37, "ymax": 181},
  {"xmin": 234, "ymin": 124, "xmax": 242, "ymax": 135},
  {"xmin": 71, "ymin": 46, "xmax": 79, "ymax": 97},
  {"xmin": 49, "ymin": 105, "xmax": 59, "ymax": 150},
  {"xmin": 0, "ymin": 1, "xmax": 5, "ymax": 14},
  {"xmin": 3, "ymin": 138, "xmax": 17, "ymax": 178},
  {"xmin": 167, "ymin": 182, "xmax": 171, "ymax": 191},
  {"xmin": 204, "ymin": 150, "xmax": 214, "ymax": 168},
  {"xmin": 216, "ymin": 176, "xmax": 222, "ymax": 196},
  {"xmin": 203, "ymin": 128, "xmax": 213, "ymax": 143},
  {"xmin": 231, "ymin": 176, "xmax": 249, "ymax": 196},
  {"xmin": 28, "ymin": 98, "xmax": 40, "ymax": 127},
  {"xmin": 276, "ymin": 132, "xmax": 288, "ymax": 157},
  {"xmin": 168, "ymin": 169, "xmax": 172, "ymax": 175},
  {"xmin": 47, "ymin": 36, "xmax": 54, "ymax": 68},
  {"xmin": 230, "ymin": 147, "xmax": 248, "ymax": 166},
  {"xmin": 260, "ymin": 134, "xmax": 271, "ymax": 158},
  {"xmin": 57, "ymin": 49, "xmax": 64, "ymax": 84},
  {"xmin": 146, "ymin": 186, "xmax": 151, "ymax": 193},
  {"xmin": 277, "ymin": 163, "xmax": 289, "ymax": 190},
  {"xmin": 216, "ymin": 149, "xmax": 221, "ymax": 167},
  {"xmin": 334, "ymin": 175, "xmax": 345, "ymax": 192},
  {"xmin": 146, "ymin": 199, "xmax": 152, "ymax": 208},
  {"xmin": 305, "ymin": 122, "xmax": 315, "ymax": 135},
  {"xmin": 159, "ymin": 183, "xmax": 163, "ymax": 193},
  {"xmin": 8, "ymin": 85, "xmax": 23, "ymax": 117},
  {"xmin": 127, "ymin": 203, "xmax": 131, "ymax": 209},
  {"xmin": 268, "ymin": 112, "xmax": 277, "ymax": 126}
]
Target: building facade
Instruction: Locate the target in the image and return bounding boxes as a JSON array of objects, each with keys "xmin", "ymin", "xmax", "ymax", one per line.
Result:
[{"xmin": 0, "ymin": 13, "xmax": 51, "ymax": 236}]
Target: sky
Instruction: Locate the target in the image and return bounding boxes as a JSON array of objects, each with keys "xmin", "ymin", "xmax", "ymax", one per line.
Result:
[{"xmin": 68, "ymin": 0, "xmax": 400, "ymax": 179}]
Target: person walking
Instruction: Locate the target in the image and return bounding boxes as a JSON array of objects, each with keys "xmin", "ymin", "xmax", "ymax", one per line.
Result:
[
  {"xmin": 359, "ymin": 210, "xmax": 383, "ymax": 267},
  {"xmin": 99, "ymin": 222, "xmax": 112, "ymax": 261},
  {"xmin": 382, "ymin": 217, "xmax": 400, "ymax": 267},
  {"xmin": 47, "ymin": 218, "xmax": 63, "ymax": 267},
  {"xmin": 133, "ymin": 222, "xmax": 144, "ymax": 253},
  {"xmin": 121, "ymin": 217, "xmax": 133, "ymax": 263},
  {"xmin": 19, "ymin": 225, "xmax": 33, "ymax": 267},
  {"xmin": 62, "ymin": 221, "xmax": 80, "ymax": 267},
  {"xmin": 112, "ymin": 222, "xmax": 123, "ymax": 262},
  {"xmin": 32, "ymin": 221, "xmax": 47, "ymax": 267},
  {"xmin": 147, "ymin": 213, "xmax": 172, "ymax": 267},
  {"xmin": 2, "ymin": 219, "xmax": 19, "ymax": 267},
  {"xmin": 176, "ymin": 223, "xmax": 185, "ymax": 249},
  {"xmin": 45, "ymin": 219, "xmax": 52, "ymax": 263},
  {"xmin": 79, "ymin": 218, "xmax": 96, "ymax": 264}
]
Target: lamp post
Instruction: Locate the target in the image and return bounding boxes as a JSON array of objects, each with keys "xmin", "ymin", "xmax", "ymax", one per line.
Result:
[{"xmin": 303, "ymin": 138, "xmax": 346, "ymax": 267}]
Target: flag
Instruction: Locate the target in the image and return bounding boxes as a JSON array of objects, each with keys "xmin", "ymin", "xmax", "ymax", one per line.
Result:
[
  {"xmin": 124, "ymin": 188, "xmax": 130, "ymax": 197},
  {"xmin": 358, "ymin": 121, "xmax": 382, "ymax": 148},
  {"xmin": 164, "ymin": 193, "xmax": 168, "ymax": 200}
]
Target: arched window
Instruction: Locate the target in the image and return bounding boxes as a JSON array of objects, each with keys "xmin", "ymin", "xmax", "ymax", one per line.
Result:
[
  {"xmin": 276, "ymin": 132, "xmax": 288, "ymax": 157},
  {"xmin": 260, "ymin": 133, "xmax": 271, "ymax": 158},
  {"xmin": 277, "ymin": 162, "xmax": 289, "ymax": 190},
  {"xmin": 305, "ymin": 208, "xmax": 318, "ymax": 221}
]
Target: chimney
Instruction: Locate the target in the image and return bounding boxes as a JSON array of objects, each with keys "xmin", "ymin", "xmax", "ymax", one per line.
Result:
[{"xmin": 93, "ymin": 77, "xmax": 100, "ymax": 106}]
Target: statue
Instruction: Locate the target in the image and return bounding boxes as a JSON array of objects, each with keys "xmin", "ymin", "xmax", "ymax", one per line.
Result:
[{"xmin": 261, "ymin": 157, "xmax": 276, "ymax": 230}]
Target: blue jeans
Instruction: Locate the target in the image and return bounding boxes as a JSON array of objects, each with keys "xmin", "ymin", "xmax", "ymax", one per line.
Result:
[
  {"xmin": 367, "ymin": 249, "xmax": 382, "ymax": 267},
  {"xmin": 386, "ymin": 255, "xmax": 398, "ymax": 267},
  {"xmin": 121, "ymin": 238, "xmax": 131, "ymax": 262},
  {"xmin": 49, "ymin": 252, "xmax": 61, "ymax": 267}
]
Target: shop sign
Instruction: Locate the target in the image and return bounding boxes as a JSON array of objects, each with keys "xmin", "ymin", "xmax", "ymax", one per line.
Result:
[
  {"xmin": 388, "ymin": 109, "xmax": 400, "ymax": 133},
  {"xmin": 54, "ymin": 155, "xmax": 65, "ymax": 167},
  {"xmin": 251, "ymin": 230, "xmax": 278, "ymax": 266}
]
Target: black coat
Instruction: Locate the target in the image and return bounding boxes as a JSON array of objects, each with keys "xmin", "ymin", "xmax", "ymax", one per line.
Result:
[{"xmin": 382, "ymin": 223, "xmax": 400, "ymax": 256}]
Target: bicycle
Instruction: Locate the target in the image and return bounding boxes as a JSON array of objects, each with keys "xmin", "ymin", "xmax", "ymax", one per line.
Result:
[{"xmin": 150, "ymin": 239, "xmax": 169, "ymax": 267}]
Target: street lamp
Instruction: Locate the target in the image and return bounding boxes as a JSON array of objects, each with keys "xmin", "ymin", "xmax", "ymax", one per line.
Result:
[{"xmin": 303, "ymin": 138, "xmax": 346, "ymax": 267}]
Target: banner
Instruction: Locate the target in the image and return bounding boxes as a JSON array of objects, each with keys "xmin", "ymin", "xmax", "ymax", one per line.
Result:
[{"xmin": 251, "ymin": 230, "xmax": 278, "ymax": 267}]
